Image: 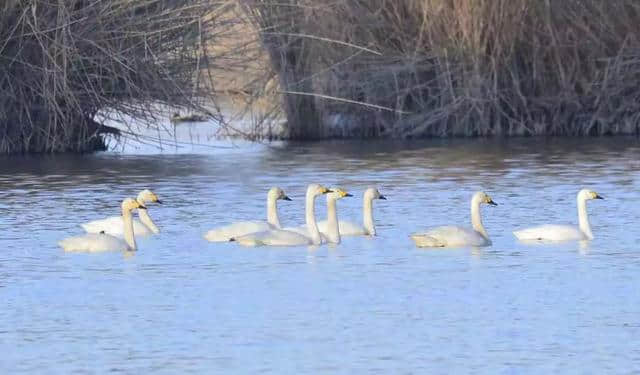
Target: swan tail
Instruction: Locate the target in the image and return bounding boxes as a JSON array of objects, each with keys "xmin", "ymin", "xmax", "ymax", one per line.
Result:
[
  {"xmin": 513, "ymin": 229, "xmax": 542, "ymax": 241},
  {"xmin": 411, "ymin": 234, "xmax": 445, "ymax": 248},
  {"xmin": 512, "ymin": 230, "xmax": 526, "ymax": 240},
  {"xmin": 204, "ymin": 230, "xmax": 230, "ymax": 242}
]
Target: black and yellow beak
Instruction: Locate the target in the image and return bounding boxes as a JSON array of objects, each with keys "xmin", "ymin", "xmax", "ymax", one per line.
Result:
[
  {"xmin": 488, "ymin": 199, "xmax": 498, "ymax": 206},
  {"xmin": 155, "ymin": 199, "xmax": 163, "ymax": 204},
  {"xmin": 595, "ymin": 194, "xmax": 604, "ymax": 200},
  {"xmin": 379, "ymin": 195, "xmax": 387, "ymax": 200},
  {"xmin": 138, "ymin": 204, "xmax": 148, "ymax": 210},
  {"xmin": 282, "ymin": 195, "xmax": 292, "ymax": 201},
  {"xmin": 345, "ymin": 193, "xmax": 353, "ymax": 197},
  {"xmin": 323, "ymin": 189, "xmax": 333, "ymax": 194}
]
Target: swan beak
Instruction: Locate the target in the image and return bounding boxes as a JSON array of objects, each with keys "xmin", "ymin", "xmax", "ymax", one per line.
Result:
[
  {"xmin": 379, "ymin": 195, "xmax": 387, "ymax": 200},
  {"xmin": 138, "ymin": 204, "xmax": 148, "ymax": 210},
  {"xmin": 282, "ymin": 196, "xmax": 292, "ymax": 201},
  {"xmin": 344, "ymin": 193, "xmax": 353, "ymax": 197},
  {"xmin": 595, "ymin": 194, "xmax": 604, "ymax": 200},
  {"xmin": 488, "ymin": 199, "xmax": 498, "ymax": 206},
  {"xmin": 323, "ymin": 188, "xmax": 333, "ymax": 194},
  {"xmin": 155, "ymin": 199, "xmax": 163, "ymax": 204}
]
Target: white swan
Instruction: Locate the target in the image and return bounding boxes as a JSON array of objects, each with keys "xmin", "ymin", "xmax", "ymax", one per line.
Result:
[
  {"xmin": 288, "ymin": 188, "xmax": 353, "ymax": 244},
  {"xmin": 81, "ymin": 189, "xmax": 162, "ymax": 237},
  {"xmin": 513, "ymin": 189, "xmax": 603, "ymax": 242},
  {"xmin": 59, "ymin": 198, "xmax": 145, "ymax": 252},
  {"xmin": 204, "ymin": 187, "xmax": 291, "ymax": 242},
  {"xmin": 231, "ymin": 184, "xmax": 331, "ymax": 247},
  {"xmin": 411, "ymin": 191, "xmax": 497, "ymax": 248},
  {"xmin": 317, "ymin": 187, "xmax": 385, "ymax": 236}
]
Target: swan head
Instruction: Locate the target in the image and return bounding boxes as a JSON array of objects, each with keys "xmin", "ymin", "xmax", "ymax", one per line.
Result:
[
  {"xmin": 122, "ymin": 198, "xmax": 146, "ymax": 213},
  {"xmin": 364, "ymin": 187, "xmax": 386, "ymax": 200},
  {"xmin": 137, "ymin": 189, "xmax": 162, "ymax": 204},
  {"xmin": 327, "ymin": 188, "xmax": 353, "ymax": 202},
  {"xmin": 578, "ymin": 189, "xmax": 604, "ymax": 201},
  {"xmin": 473, "ymin": 191, "xmax": 497, "ymax": 206},
  {"xmin": 268, "ymin": 187, "xmax": 292, "ymax": 201},
  {"xmin": 307, "ymin": 184, "xmax": 332, "ymax": 198}
]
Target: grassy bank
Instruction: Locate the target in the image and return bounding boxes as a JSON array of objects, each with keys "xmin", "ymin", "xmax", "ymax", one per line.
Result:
[
  {"xmin": 0, "ymin": 0, "xmax": 231, "ymax": 153},
  {"xmin": 243, "ymin": 0, "xmax": 640, "ymax": 139}
]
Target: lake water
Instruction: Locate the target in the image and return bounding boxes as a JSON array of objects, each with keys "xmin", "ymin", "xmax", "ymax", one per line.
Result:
[{"xmin": 2, "ymin": 134, "xmax": 640, "ymax": 373}]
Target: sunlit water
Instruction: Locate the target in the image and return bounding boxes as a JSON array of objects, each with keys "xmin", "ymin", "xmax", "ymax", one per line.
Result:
[{"xmin": 2, "ymin": 134, "xmax": 640, "ymax": 373}]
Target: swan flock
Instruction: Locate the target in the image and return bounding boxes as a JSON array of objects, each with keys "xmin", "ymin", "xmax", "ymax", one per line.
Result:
[{"xmin": 58, "ymin": 186, "xmax": 604, "ymax": 251}]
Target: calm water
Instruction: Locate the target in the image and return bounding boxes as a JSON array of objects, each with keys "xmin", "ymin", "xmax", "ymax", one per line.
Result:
[{"xmin": 2, "ymin": 136, "xmax": 640, "ymax": 373}]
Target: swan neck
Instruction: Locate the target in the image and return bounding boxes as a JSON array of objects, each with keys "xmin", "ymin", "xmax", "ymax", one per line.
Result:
[
  {"xmin": 326, "ymin": 198, "xmax": 340, "ymax": 244},
  {"xmin": 471, "ymin": 198, "xmax": 489, "ymax": 239},
  {"xmin": 267, "ymin": 195, "xmax": 281, "ymax": 228},
  {"xmin": 123, "ymin": 210, "xmax": 137, "ymax": 251},
  {"xmin": 138, "ymin": 209, "xmax": 159, "ymax": 234},
  {"xmin": 577, "ymin": 196, "xmax": 593, "ymax": 239},
  {"xmin": 363, "ymin": 196, "xmax": 375, "ymax": 236},
  {"xmin": 305, "ymin": 192, "xmax": 321, "ymax": 245}
]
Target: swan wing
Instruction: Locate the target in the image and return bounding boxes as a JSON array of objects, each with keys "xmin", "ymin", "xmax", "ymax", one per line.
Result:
[
  {"xmin": 59, "ymin": 233, "xmax": 129, "ymax": 252},
  {"xmin": 411, "ymin": 226, "xmax": 488, "ymax": 247},
  {"xmin": 204, "ymin": 221, "xmax": 275, "ymax": 242},
  {"xmin": 316, "ymin": 220, "xmax": 329, "ymax": 234},
  {"xmin": 338, "ymin": 220, "xmax": 367, "ymax": 236},
  {"xmin": 283, "ymin": 225, "xmax": 309, "ymax": 236},
  {"xmin": 81, "ymin": 216, "xmax": 151, "ymax": 237},
  {"xmin": 317, "ymin": 220, "xmax": 367, "ymax": 236},
  {"xmin": 410, "ymin": 233, "xmax": 446, "ymax": 247},
  {"xmin": 81, "ymin": 216, "xmax": 122, "ymax": 234},
  {"xmin": 283, "ymin": 225, "xmax": 329, "ymax": 243},
  {"xmin": 513, "ymin": 224, "xmax": 585, "ymax": 242},
  {"xmin": 233, "ymin": 229, "xmax": 312, "ymax": 247}
]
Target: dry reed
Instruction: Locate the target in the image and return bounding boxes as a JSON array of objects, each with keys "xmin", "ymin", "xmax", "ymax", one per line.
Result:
[
  {"xmin": 241, "ymin": 0, "xmax": 640, "ymax": 139},
  {"xmin": 0, "ymin": 0, "xmax": 234, "ymax": 153}
]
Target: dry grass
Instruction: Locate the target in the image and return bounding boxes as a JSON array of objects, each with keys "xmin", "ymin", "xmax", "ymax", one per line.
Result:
[
  {"xmin": 241, "ymin": 0, "xmax": 640, "ymax": 139},
  {"xmin": 0, "ymin": 0, "xmax": 236, "ymax": 153},
  {"xmin": 5, "ymin": 0, "xmax": 640, "ymax": 151}
]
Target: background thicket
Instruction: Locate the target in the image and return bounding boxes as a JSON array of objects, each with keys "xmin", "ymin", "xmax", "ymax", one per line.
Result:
[
  {"xmin": 0, "ymin": 0, "xmax": 233, "ymax": 153},
  {"xmin": 3, "ymin": 0, "xmax": 640, "ymax": 153},
  {"xmin": 243, "ymin": 0, "xmax": 640, "ymax": 139}
]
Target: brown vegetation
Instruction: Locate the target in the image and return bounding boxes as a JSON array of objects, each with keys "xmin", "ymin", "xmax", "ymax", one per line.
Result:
[
  {"xmin": 4, "ymin": 0, "xmax": 640, "ymax": 153},
  {"xmin": 0, "ymin": 0, "xmax": 232, "ymax": 153},
  {"xmin": 241, "ymin": 0, "xmax": 640, "ymax": 139}
]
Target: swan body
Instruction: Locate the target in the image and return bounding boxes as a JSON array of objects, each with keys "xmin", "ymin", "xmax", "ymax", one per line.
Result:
[
  {"xmin": 513, "ymin": 224, "xmax": 587, "ymax": 242},
  {"xmin": 204, "ymin": 187, "xmax": 291, "ymax": 242},
  {"xmin": 81, "ymin": 189, "xmax": 162, "ymax": 237},
  {"xmin": 232, "ymin": 228, "xmax": 315, "ymax": 247},
  {"xmin": 412, "ymin": 226, "xmax": 489, "ymax": 247},
  {"xmin": 513, "ymin": 189, "xmax": 603, "ymax": 242},
  {"xmin": 59, "ymin": 233, "xmax": 133, "ymax": 252},
  {"xmin": 411, "ymin": 191, "xmax": 497, "ymax": 248},
  {"xmin": 283, "ymin": 225, "xmax": 331, "ymax": 244},
  {"xmin": 317, "ymin": 187, "xmax": 385, "ymax": 236},
  {"xmin": 232, "ymin": 184, "xmax": 331, "ymax": 247},
  {"xmin": 60, "ymin": 198, "xmax": 145, "ymax": 252},
  {"xmin": 82, "ymin": 216, "xmax": 155, "ymax": 237},
  {"xmin": 288, "ymin": 188, "xmax": 352, "ymax": 244}
]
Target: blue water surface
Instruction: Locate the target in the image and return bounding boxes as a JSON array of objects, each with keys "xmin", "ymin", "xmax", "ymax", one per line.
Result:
[{"xmin": 1, "ymin": 136, "xmax": 639, "ymax": 374}]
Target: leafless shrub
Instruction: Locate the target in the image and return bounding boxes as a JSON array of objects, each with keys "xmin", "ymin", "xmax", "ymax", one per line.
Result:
[
  {"xmin": 0, "ymin": 0, "xmax": 235, "ymax": 153},
  {"xmin": 241, "ymin": 0, "xmax": 640, "ymax": 138}
]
